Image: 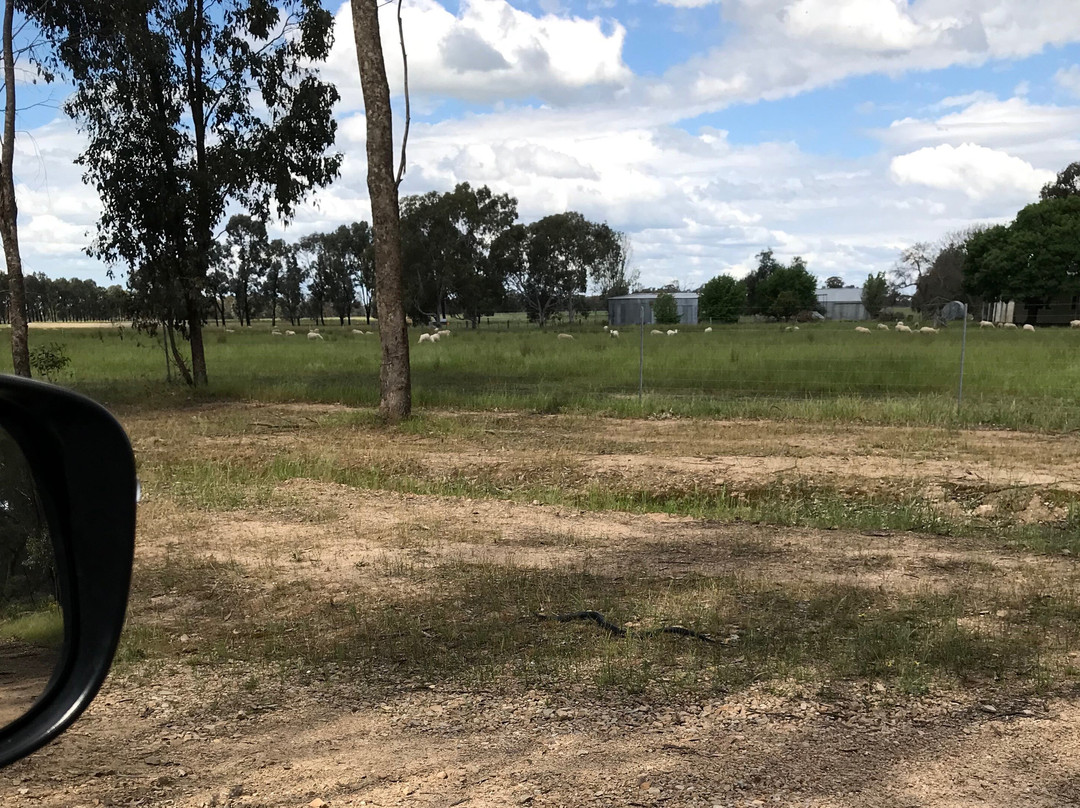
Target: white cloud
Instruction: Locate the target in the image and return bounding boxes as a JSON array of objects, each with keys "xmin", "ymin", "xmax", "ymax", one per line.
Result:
[
  {"xmin": 781, "ymin": 0, "xmax": 924, "ymax": 52},
  {"xmin": 1055, "ymin": 65, "xmax": 1080, "ymax": 97},
  {"xmin": 889, "ymin": 142, "xmax": 1053, "ymax": 201},
  {"xmin": 321, "ymin": 0, "xmax": 631, "ymax": 112},
  {"xmin": 656, "ymin": 0, "xmax": 720, "ymax": 8}
]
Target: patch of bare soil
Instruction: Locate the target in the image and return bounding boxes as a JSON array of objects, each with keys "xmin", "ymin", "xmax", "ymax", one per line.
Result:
[{"xmin": 7, "ymin": 668, "xmax": 1079, "ymax": 807}]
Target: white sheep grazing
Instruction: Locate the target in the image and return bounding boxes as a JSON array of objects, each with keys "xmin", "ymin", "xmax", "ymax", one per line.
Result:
[
  {"xmin": 352, "ymin": 329, "xmax": 364, "ymax": 335},
  {"xmin": 285, "ymin": 330, "xmax": 296, "ymax": 336},
  {"xmin": 895, "ymin": 323, "xmax": 911, "ymax": 333},
  {"xmin": 651, "ymin": 329, "xmax": 663, "ymax": 335},
  {"xmin": 438, "ymin": 329, "xmax": 451, "ymax": 337},
  {"xmin": 1071, "ymin": 320, "xmax": 1080, "ymax": 329},
  {"xmin": 307, "ymin": 331, "xmax": 323, "ymax": 340},
  {"xmin": 271, "ymin": 330, "xmax": 282, "ymax": 336},
  {"xmin": 855, "ymin": 326, "xmax": 872, "ymax": 334},
  {"xmin": 603, "ymin": 325, "xmax": 609, "ymax": 331},
  {"xmin": 1023, "ymin": 323, "xmax": 1036, "ymax": 332},
  {"xmin": 1003, "ymin": 322, "xmax": 1018, "ymax": 329},
  {"xmin": 557, "ymin": 333, "xmax": 574, "ymax": 340},
  {"xmin": 784, "ymin": 326, "xmax": 800, "ymax": 332},
  {"xmin": 704, "ymin": 327, "xmax": 713, "ymax": 333},
  {"xmin": 431, "ymin": 332, "xmax": 442, "ymax": 342},
  {"xmin": 919, "ymin": 326, "xmax": 938, "ymax": 334},
  {"xmin": 877, "ymin": 323, "xmax": 889, "ymax": 330},
  {"xmin": 666, "ymin": 329, "xmax": 677, "ymax": 336},
  {"xmin": 979, "ymin": 321, "xmax": 995, "ymax": 329},
  {"xmin": 225, "ymin": 328, "xmax": 235, "ymax": 333},
  {"xmin": 418, "ymin": 333, "xmax": 433, "ymax": 344},
  {"xmin": 610, "ymin": 329, "xmax": 620, "ymax": 338}
]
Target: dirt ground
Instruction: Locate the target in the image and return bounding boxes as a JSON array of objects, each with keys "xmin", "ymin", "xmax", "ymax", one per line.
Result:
[{"xmin": 5, "ymin": 405, "xmax": 1080, "ymax": 807}]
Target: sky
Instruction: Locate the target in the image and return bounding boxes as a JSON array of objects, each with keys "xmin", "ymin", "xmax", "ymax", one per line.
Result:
[{"xmin": 8, "ymin": 0, "xmax": 1080, "ymax": 291}]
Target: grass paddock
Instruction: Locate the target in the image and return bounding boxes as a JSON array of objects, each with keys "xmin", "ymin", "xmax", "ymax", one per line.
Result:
[{"xmin": 5, "ymin": 319, "xmax": 1080, "ymax": 429}]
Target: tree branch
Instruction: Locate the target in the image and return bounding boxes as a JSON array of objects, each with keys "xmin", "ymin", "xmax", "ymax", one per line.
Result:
[{"xmin": 394, "ymin": 0, "xmax": 409, "ymax": 188}]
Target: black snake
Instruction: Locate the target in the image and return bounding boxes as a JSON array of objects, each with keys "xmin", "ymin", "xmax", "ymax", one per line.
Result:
[{"xmin": 536, "ymin": 610, "xmax": 715, "ymax": 643}]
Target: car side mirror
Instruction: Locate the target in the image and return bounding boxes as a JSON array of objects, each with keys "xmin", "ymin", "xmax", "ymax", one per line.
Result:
[{"xmin": 0, "ymin": 375, "xmax": 136, "ymax": 767}]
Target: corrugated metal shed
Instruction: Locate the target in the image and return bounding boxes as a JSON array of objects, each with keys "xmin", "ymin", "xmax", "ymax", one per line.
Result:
[
  {"xmin": 816, "ymin": 287, "xmax": 869, "ymax": 321},
  {"xmin": 608, "ymin": 292, "xmax": 699, "ymax": 326}
]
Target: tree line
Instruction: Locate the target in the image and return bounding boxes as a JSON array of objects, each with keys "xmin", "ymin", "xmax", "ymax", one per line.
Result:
[
  {"xmin": 206, "ymin": 184, "xmax": 629, "ymax": 331},
  {"xmin": 695, "ymin": 249, "xmax": 819, "ymax": 323},
  {"xmin": 893, "ymin": 161, "xmax": 1080, "ymax": 323},
  {"xmin": 0, "ymin": 272, "xmax": 128, "ymax": 323}
]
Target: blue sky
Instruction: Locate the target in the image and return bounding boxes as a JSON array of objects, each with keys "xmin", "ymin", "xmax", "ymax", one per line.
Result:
[{"xmin": 8, "ymin": 0, "xmax": 1080, "ymax": 291}]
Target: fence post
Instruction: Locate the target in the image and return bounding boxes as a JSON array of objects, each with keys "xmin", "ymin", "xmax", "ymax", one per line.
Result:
[
  {"xmin": 957, "ymin": 301, "xmax": 968, "ymax": 414},
  {"xmin": 639, "ymin": 301, "xmax": 645, "ymax": 404}
]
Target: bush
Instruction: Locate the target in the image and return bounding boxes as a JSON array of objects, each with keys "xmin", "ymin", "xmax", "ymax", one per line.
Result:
[
  {"xmin": 699, "ymin": 275, "xmax": 746, "ymax": 323},
  {"xmin": 29, "ymin": 343, "xmax": 71, "ymax": 382},
  {"xmin": 653, "ymin": 292, "xmax": 680, "ymax": 325}
]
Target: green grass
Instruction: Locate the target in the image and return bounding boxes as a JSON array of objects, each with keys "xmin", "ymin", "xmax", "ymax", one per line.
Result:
[
  {"xmin": 9, "ymin": 320, "xmax": 1080, "ymax": 430},
  {"xmin": 0, "ymin": 604, "xmax": 64, "ymax": 647}
]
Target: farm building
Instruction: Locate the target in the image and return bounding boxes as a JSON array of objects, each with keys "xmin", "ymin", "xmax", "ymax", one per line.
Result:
[
  {"xmin": 816, "ymin": 287, "xmax": 870, "ymax": 320},
  {"xmin": 607, "ymin": 292, "xmax": 699, "ymax": 326}
]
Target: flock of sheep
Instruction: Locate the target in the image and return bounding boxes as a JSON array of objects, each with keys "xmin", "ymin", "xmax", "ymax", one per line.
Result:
[
  {"xmin": 248, "ymin": 316, "xmax": 1080, "ymax": 344},
  {"xmin": 852, "ymin": 319, "xmax": 1057, "ymax": 335}
]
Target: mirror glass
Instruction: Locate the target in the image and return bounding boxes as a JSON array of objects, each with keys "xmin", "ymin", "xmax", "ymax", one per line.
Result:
[{"xmin": 0, "ymin": 428, "xmax": 61, "ymax": 729}]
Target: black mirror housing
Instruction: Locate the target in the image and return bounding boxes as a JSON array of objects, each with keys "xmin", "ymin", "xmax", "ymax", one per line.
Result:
[{"xmin": 0, "ymin": 375, "xmax": 136, "ymax": 767}]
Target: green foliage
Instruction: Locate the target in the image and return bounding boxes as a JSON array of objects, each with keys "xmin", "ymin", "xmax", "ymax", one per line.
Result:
[
  {"xmin": 33, "ymin": 0, "xmax": 342, "ymax": 382},
  {"xmin": 29, "ymin": 342, "xmax": 70, "ymax": 381},
  {"xmin": 745, "ymin": 250, "xmax": 817, "ymax": 319},
  {"xmin": 965, "ymin": 196, "xmax": 1080, "ymax": 305},
  {"xmin": 652, "ymin": 292, "xmax": 680, "ymax": 324},
  {"xmin": 1040, "ymin": 161, "xmax": 1080, "ymax": 200},
  {"xmin": 861, "ymin": 272, "xmax": 889, "ymax": 318},
  {"xmin": 825, "ymin": 276, "xmax": 844, "ymax": 289},
  {"xmin": 499, "ymin": 211, "xmax": 625, "ymax": 325},
  {"xmin": 698, "ymin": 275, "xmax": 745, "ymax": 323},
  {"xmin": 401, "ymin": 183, "xmax": 518, "ymax": 325}
]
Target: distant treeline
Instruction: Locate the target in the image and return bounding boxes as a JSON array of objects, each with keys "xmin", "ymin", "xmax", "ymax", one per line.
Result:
[{"xmin": 0, "ymin": 273, "xmax": 129, "ymax": 323}]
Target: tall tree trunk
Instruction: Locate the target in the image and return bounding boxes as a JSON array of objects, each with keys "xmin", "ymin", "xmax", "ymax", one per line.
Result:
[
  {"xmin": 352, "ymin": 0, "xmax": 410, "ymax": 421},
  {"xmin": 0, "ymin": 0, "xmax": 29, "ymax": 377}
]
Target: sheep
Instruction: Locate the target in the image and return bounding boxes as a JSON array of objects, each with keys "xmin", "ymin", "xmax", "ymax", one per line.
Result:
[
  {"xmin": 418, "ymin": 333, "xmax": 434, "ymax": 344},
  {"xmin": 307, "ymin": 330, "xmax": 324, "ymax": 340},
  {"xmin": 666, "ymin": 329, "xmax": 677, "ymax": 336},
  {"xmin": 979, "ymin": 321, "xmax": 996, "ymax": 329},
  {"xmin": 651, "ymin": 329, "xmax": 663, "ymax": 335},
  {"xmin": 704, "ymin": 327, "xmax": 713, "ymax": 333},
  {"xmin": 877, "ymin": 323, "xmax": 890, "ymax": 330},
  {"xmin": 225, "ymin": 328, "xmax": 235, "ymax": 334},
  {"xmin": 919, "ymin": 327, "xmax": 938, "ymax": 334},
  {"xmin": 1003, "ymin": 322, "xmax": 1018, "ymax": 329},
  {"xmin": 610, "ymin": 329, "xmax": 620, "ymax": 339},
  {"xmin": 855, "ymin": 326, "xmax": 872, "ymax": 334},
  {"xmin": 895, "ymin": 323, "xmax": 911, "ymax": 333},
  {"xmin": 557, "ymin": 333, "xmax": 574, "ymax": 340},
  {"xmin": 784, "ymin": 326, "xmax": 799, "ymax": 332},
  {"xmin": 285, "ymin": 330, "xmax": 296, "ymax": 336},
  {"xmin": 271, "ymin": 330, "xmax": 282, "ymax": 336},
  {"xmin": 352, "ymin": 329, "xmax": 364, "ymax": 335},
  {"xmin": 1071, "ymin": 320, "xmax": 1080, "ymax": 329},
  {"xmin": 603, "ymin": 325, "xmax": 609, "ymax": 331},
  {"xmin": 1023, "ymin": 323, "xmax": 1036, "ymax": 332},
  {"xmin": 438, "ymin": 329, "xmax": 451, "ymax": 337}
]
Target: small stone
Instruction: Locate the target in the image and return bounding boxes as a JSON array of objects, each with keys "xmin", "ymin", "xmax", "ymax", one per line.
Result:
[
  {"xmin": 979, "ymin": 704, "xmax": 997, "ymax": 714},
  {"xmin": 308, "ymin": 800, "xmax": 328, "ymax": 808}
]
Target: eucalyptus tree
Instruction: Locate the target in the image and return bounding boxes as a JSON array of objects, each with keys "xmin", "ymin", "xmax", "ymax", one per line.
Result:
[
  {"xmin": 32, "ymin": 0, "xmax": 341, "ymax": 384},
  {"xmin": 224, "ymin": 214, "xmax": 269, "ymax": 327}
]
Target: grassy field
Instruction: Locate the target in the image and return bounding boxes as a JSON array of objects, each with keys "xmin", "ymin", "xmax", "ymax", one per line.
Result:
[{"xmin": 8, "ymin": 318, "xmax": 1080, "ymax": 430}]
